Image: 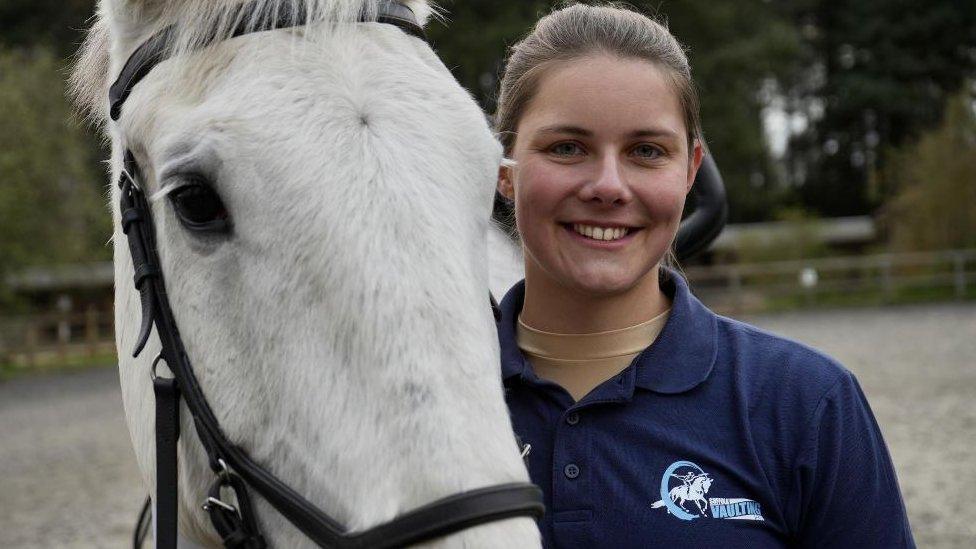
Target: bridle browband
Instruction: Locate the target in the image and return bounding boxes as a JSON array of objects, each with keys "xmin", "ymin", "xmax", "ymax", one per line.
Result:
[
  {"xmin": 108, "ymin": 1, "xmax": 426, "ymax": 121},
  {"xmin": 110, "ymin": 2, "xmax": 543, "ymax": 547}
]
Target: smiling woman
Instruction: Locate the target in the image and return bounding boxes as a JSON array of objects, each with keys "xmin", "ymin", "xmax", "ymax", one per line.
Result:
[
  {"xmin": 493, "ymin": 3, "xmax": 915, "ymax": 548},
  {"xmin": 498, "ymin": 55, "xmax": 701, "ymax": 332}
]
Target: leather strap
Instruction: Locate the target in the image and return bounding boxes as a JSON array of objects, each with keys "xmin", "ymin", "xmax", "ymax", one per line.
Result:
[
  {"xmin": 153, "ymin": 374, "xmax": 181, "ymax": 549},
  {"xmin": 205, "ymin": 471, "xmax": 267, "ymax": 548},
  {"xmin": 133, "ymin": 495, "xmax": 152, "ymax": 548},
  {"xmin": 375, "ymin": 1, "xmax": 426, "ymax": 40},
  {"xmin": 348, "ymin": 483, "xmax": 544, "ymax": 548}
]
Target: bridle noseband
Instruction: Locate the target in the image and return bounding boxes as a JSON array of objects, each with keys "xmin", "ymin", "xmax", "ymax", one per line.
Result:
[{"xmin": 111, "ymin": 2, "xmax": 543, "ymax": 547}]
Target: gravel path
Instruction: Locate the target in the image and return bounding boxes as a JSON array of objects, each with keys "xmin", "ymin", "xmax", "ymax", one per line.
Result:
[
  {"xmin": 1, "ymin": 302, "xmax": 973, "ymax": 547},
  {"xmin": 0, "ymin": 366, "xmax": 145, "ymax": 548}
]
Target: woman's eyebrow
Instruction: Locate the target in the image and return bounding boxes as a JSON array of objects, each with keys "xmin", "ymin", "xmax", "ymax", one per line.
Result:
[
  {"xmin": 628, "ymin": 127, "xmax": 679, "ymax": 139},
  {"xmin": 537, "ymin": 124, "xmax": 592, "ymax": 136},
  {"xmin": 536, "ymin": 125, "xmax": 679, "ymax": 139}
]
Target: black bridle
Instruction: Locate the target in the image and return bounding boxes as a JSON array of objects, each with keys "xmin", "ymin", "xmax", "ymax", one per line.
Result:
[{"xmin": 110, "ymin": 2, "xmax": 544, "ymax": 548}]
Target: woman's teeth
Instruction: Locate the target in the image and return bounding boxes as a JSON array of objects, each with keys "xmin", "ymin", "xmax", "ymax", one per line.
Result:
[{"xmin": 572, "ymin": 224, "xmax": 630, "ymax": 241}]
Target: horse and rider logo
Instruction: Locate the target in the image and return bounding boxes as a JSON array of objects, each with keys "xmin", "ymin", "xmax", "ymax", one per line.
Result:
[{"xmin": 650, "ymin": 460, "xmax": 765, "ymax": 522}]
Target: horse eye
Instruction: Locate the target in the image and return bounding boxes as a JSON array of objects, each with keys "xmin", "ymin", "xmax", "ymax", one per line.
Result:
[{"xmin": 169, "ymin": 181, "xmax": 230, "ymax": 232}]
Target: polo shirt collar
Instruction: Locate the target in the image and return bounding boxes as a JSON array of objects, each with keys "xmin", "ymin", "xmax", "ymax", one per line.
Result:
[
  {"xmin": 497, "ymin": 269, "xmax": 717, "ymax": 394},
  {"xmin": 498, "ymin": 279, "xmax": 531, "ymax": 382}
]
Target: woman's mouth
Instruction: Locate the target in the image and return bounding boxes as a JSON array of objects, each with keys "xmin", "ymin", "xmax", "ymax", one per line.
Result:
[
  {"xmin": 561, "ymin": 223, "xmax": 642, "ymax": 245},
  {"xmin": 570, "ymin": 223, "xmax": 629, "ymax": 241}
]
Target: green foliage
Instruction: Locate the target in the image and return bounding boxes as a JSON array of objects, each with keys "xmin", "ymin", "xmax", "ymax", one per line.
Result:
[
  {"xmin": 883, "ymin": 89, "xmax": 976, "ymax": 251},
  {"xmin": 793, "ymin": 0, "xmax": 976, "ymax": 217},
  {"xmin": 0, "ymin": 0, "xmax": 95, "ymax": 57},
  {"xmin": 664, "ymin": 0, "xmax": 801, "ymax": 222},
  {"xmin": 0, "ymin": 47, "xmax": 110, "ymax": 304},
  {"xmin": 427, "ymin": 1, "xmax": 552, "ymax": 110}
]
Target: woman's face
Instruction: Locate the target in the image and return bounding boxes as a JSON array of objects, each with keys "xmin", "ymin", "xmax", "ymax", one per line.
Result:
[{"xmin": 499, "ymin": 54, "xmax": 703, "ymax": 297}]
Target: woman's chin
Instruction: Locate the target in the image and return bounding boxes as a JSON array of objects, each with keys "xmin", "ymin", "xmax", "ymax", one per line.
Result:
[{"xmin": 564, "ymin": 267, "xmax": 644, "ymax": 297}]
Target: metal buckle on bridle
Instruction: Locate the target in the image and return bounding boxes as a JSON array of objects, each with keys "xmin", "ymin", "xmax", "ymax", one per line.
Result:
[
  {"xmin": 201, "ymin": 458, "xmax": 235, "ymax": 514},
  {"xmin": 202, "ymin": 458, "xmax": 236, "ymax": 510},
  {"xmin": 203, "ymin": 496, "xmax": 238, "ymax": 514},
  {"xmin": 203, "ymin": 459, "xmax": 267, "ymax": 549},
  {"xmin": 203, "ymin": 460, "xmax": 239, "ymax": 516},
  {"xmin": 151, "ymin": 352, "xmax": 173, "ymax": 381}
]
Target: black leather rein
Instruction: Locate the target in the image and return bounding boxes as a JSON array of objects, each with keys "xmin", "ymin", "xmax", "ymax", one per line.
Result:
[{"xmin": 111, "ymin": 2, "xmax": 543, "ymax": 547}]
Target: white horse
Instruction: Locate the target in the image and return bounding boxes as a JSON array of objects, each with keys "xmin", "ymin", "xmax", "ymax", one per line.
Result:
[
  {"xmin": 71, "ymin": 0, "xmax": 535, "ymax": 546},
  {"xmin": 669, "ymin": 475, "xmax": 712, "ymax": 516}
]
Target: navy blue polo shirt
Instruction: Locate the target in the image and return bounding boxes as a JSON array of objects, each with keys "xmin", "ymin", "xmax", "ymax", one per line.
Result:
[{"xmin": 498, "ymin": 272, "xmax": 914, "ymax": 548}]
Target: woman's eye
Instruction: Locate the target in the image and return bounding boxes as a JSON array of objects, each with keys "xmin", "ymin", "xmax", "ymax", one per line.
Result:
[
  {"xmin": 632, "ymin": 144, "xmax": 663, "ymax": 159},
  {"xmin": 169, "ymin": 182, "xmax": 230, "ymax": 232},
  {"xmin": 549, "ymin": 142, "xmax": 584, "ymax": 156}
]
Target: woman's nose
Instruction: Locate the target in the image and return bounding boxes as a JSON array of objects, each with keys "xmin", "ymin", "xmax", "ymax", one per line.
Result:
[{"xmin": 578, "ymin": 154, "xmax": 633, "ymax": 206}]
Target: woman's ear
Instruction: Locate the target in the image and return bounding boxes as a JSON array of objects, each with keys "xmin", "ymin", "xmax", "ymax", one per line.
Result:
[
  {"xmin": 686, "ymin": 140, "xmax": 705, "ymax": 193},
  {"xmin": 497, "ymin": 162, "xmax": 516, "ymax": 201}
]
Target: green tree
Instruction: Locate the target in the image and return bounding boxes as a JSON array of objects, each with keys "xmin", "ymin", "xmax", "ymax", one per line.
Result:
[
  {"xmin": 790, "ymin": 0, "xmax": 976, "ymax": 217},
  {"xmin": 883, "ymin": 89, "xmax": 976, "ymax": 251},
  {"xmin": 427, "ymin": 1, "xmax": 552, "ymax": 110},
  {"xmin": 664, "ymin": 0, "xmax": 800, "ymax": 222},
  {"xmin": 0, "ymin": 0, "xmax": 95, "ymax": 57},
  {"xmin": 0, "ymin": 47, "xmax": 110, "ymax": 305}
]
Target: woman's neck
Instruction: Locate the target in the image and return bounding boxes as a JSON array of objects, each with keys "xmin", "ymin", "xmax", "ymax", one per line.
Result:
[{"xmin": 520, "ymin": 263, "xmax": 670, "ymax": 333}]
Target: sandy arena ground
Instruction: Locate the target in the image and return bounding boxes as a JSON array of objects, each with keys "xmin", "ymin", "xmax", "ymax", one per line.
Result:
[{"xmin": 1, "ymin": 302, "xmax": 973, "ymax": 547}]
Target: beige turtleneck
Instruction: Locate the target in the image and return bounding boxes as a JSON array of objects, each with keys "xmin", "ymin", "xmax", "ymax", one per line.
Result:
[{"xmin": 516, "ymin": 308, "xmax": 670, "ymax": 402}]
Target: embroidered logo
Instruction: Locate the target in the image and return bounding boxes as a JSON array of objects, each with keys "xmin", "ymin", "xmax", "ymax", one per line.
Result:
[{"xmin": 650, "ymin": 460, "xmax": 765, "ymax": 522}]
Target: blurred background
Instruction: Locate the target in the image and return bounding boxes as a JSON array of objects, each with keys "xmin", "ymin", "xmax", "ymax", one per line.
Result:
[{"xmin": 0, "ymin": 0, "xmax": 973, "ymax": 547}]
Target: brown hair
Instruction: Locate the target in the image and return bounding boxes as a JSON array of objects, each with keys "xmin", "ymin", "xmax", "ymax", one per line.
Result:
[{"xmin": 494, "ymin": 2, "xmax": 702, "ymax": 157}]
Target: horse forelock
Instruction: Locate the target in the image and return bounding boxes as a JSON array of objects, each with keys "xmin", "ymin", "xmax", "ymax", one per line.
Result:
[{"xmin": 70, "ymin": 0, "xmax": 436, "ymax": 126}]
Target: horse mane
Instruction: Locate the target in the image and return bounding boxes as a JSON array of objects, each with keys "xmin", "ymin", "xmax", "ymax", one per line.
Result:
[
  {"xmin": 69, "ymin": 0, "xmax": 436, "ymax": 127},
  {"xmin": 70, "ymin": 16, "xmax": 111, "ymax": 129}
]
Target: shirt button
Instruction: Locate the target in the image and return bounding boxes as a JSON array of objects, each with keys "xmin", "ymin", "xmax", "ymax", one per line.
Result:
[
  {"xmin": 566, "ymin": 413, "xmax": 580, "ymax": 425},
  {"xmin": 564, "ymin": 463, "xmax": 580, "ymax": 479}
]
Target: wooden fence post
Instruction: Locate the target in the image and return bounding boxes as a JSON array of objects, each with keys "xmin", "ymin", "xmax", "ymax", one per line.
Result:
[
  {"xmin": 86, "ymin": 305, "xmax": 99, "ymax": 357},
  {"xmin": 57, "ymin": 311, "xmax": 69, "ymax": 363},
  {"xmin": 954, "ymin": 252, "xmax": 966, "ymax": 300},
  {"xmin": 880, "ymin": 257, "xmax": 893, "ymax": 303},
  {"xmin": 25, "ymin": 322, "xmax": 38, "ymax": 367},
  {"xmin": 730, "ymin": 267, "xmax": 743, "ymax": 315}
]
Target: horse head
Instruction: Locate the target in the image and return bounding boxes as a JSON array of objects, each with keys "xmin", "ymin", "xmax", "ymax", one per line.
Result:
[
  {"xmin": 696, "ymin": 475, "xmax": 713, "ymax": 495},
  {"xmin": 72, "ymin": 1, "xmax": 539, "ymax": 546}
]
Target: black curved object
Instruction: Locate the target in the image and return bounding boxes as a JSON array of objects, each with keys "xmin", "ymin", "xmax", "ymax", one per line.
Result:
[{"xmin": 675, "ymin": 154, "xmax": 727, "ymax": 260}]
